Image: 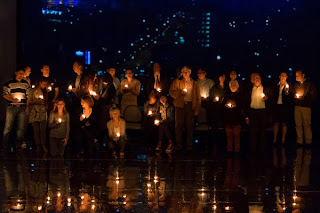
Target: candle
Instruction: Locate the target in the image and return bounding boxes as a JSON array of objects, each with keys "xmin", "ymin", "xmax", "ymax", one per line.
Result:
[
  {"xmin": 57, "ymin": 192, "xmax": 61, "ymax": 197},
  {"xmin": 38, "ymin": 205, "xmax": 42, "ymax": 210},
  {"xmin": 156, "ymin": 88, "xmax": 161, "ymax": 92},
  {"xmin": 183, "ymin": 88, "xmax": 187, "ymax": 92},
  {"xmin": 285, "ymin": 84, "xmax": 289, "ymax": 89},
  {"xmin": 295, "ymin": 93, "xmax": 300, "ymax": 98},
  {"xmin": 32, "ymin": 85, "xmax": 35, "ymax": 88},
  {"xmin": 261, "ymin": 93, "xmax": 265, "ymax": 98},
  {"xmin": 215, "ymin": 97, "xmax": 219, "ymax": 102},
  {"xmin": 225, "ymin": 206, "xmax": 230, "ymax": 211},
  {"xmin": 227, "ymin": 103, "xmax": 232, "ymax": 108},
  {"xmin": 202, "ymin": 94, "xmax": 207, "ymax": 99},
  {"xmin": 39, "ymin": 95, "xmax": 44, "ymax": 99},
  {"xmin": 68, "ymin": 85, "xmax": 73, "ymax": 90},
  {"xmin": 154, "ymin": 119, "xmax": 160, "ymax": 125},
  {"xmin": 81, "ymin": 195, "xmax": 84, "ymax": 200},
  {"xmin": 147, "ymin": 183, "xmax": 151, "ymax": 188},
  {"xmin": 47, "ymin": 196, "xmax": 51, "ymax": 201},
  {"xmin": 17, "ymin": 98, "xmax": 21, "ymax": 102},
  {"xmin": 124, "ymin": 84, "xmax": 128, "ymax": 88},
  {"xmin": 213, "ymin": 205, "xmax": 217, "ymax": 210},
  {"xmin": 116, "ymin": 132, "xmax": 120, "ymax": 137},
  {"xmin": 81, "ymin": 114, "xmax": 85, "ymax": 119},
  {"xmin": 148, "ymin": 110, "xmax": 153, "ymax": 116},
  {"xmin": 48, "ymin": 86, "xmax": 52, "ymax": 91},
  {"xmin": 67, "ymin": 198, "xmax": 71, "ymax": 203},
  {"xmin": 58, "ymin": 118, "xmax": 62, "ymax": 123},
  {"xmin": 89, "ymin": 90, "xmax": 97, "ymax": 96}
]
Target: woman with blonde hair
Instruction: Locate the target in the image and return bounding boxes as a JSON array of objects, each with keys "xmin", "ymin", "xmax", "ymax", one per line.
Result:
[
  {"xmin": 48, "ymin": 98, "xmax": 70, "ymax": 157},
  {"xmin": 106, "ymin": 106, "xmax": 127, "ymax": 158}
]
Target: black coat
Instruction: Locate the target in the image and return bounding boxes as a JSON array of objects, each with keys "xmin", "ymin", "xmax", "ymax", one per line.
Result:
[{"xmin": 144, "ymin": 72, "xmax": 169, "ymax": 96}]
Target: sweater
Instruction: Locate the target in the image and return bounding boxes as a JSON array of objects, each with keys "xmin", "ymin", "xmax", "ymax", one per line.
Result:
[{"xmin": 48, "ymin": 112, "xmax": 70, "ymax": 140}]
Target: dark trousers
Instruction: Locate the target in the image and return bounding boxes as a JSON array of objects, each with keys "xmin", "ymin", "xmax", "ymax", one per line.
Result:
[
  {"xmin": 225, "ymin": 125, "xmax": 241, "ymax": 152},
  {"xmin": 50, "ymin": 137, "xmax": 66, "ymax": 157},
  {"xmin": 143, "ymin": 116, "xmax": 158, "ymax": 147},
  {"xmin": 108, "ymin": 136, "xmax": 126, "ymax": 152},
  {"xmin": 175, "ymin": 102, "xmax": 194, "ymax": 150},
  {"xmin": 32, "ymin": 121, "xmax": 47, "ymax": 147},
  {"xmin": 249, "ymin": 109, "xmax": 267, "ymax": 153},
  {"xmin": 158, "ymin": 122, "xmax": 172, "ymax": 142}
]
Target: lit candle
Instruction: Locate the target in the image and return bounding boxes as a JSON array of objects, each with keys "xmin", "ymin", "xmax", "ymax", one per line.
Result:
[
  {"xmin": 285, "ymin": 84, "xmax": 289, "ymax": 89},
  {"xmin": 116, "ymin": 132, "xmax": 120, "ymax": 137},
  {"xmin": 295, "ymin": 93, "xmax": 300, "ymax": 98},
  {"xmin": 17, "ymin": 98, "xmax": 21, "ymax": 102},
  {"xmin": 148, "ymin": 110, "xmax": 153, "ymax": 116},
  {"xmin": 91, "ymin": 204, "xmax": 96, "ymax": 210},
  {"xmin": 213, "ymin": 205, "xmax": 217, "ymax": 210},
  {"xmin": 58, "ymin": 118, "xmax": 62, "ymax": 123},
  {"xmin": 81, "ymin": 195, "xmax": 84, "ymax": 200},
  {"xmin": 48, "ymin": 86, "xmax": 52, "ymax": 91},
  {"xmin": 39, "ymin": 95, "xmax": 44, "ymax": 99},
  {"xmin": 215, "ymin": 97, "xmax": 219, "ymax": 102},
  {"xmin": 81, "ymin": 114, "xmax": 85, "ymax": 119},
  {"xmin": 147, "ymin": 183, "xmax": 151, "ymax": 188},
  {"xmin": 225, "ymin": 206, "xmax": 230, "ymax": 211},
  {"xmin": 261, "ymin": 93, "xmax": 266, "ymax": 98},
  {"xmin": 68, "ymin": 85, "xmax": 72, "ymax": 90},
  {"xmin": 202, "ymin": 94, "xmax": 207, "ymax": 99},
  {"xmin": 154, "ymin": 119, "xmax": 160, "ymax": 125},
  {"xmin": 183, "ymin": 88, "xmax": 187, "ymax": 92},
  {"xmin": 57, "ymin": 192, "xmax": 61, "ymax": 197},
  {"xmin": 124, "ymin": 84, "xmax": 128, "ymax": 88},
  {"xmin": 67, "ymin": 198, "xmax": 71, "ymax": 203},
  {"xmin": 47, "ymin": 196, "xmax": 51, "ymax": 201},
  {"xmin": 38, "ymin": 205, "xmax": 42, "ymax": 210},
  {"xmin": 227, "ymin": 103, "xmax": 232, "ymax": 108},
  {"xmin": 89, "ymin": 90, "xmax": 97, "ymax": 96},
  {"xmin": 32, "ymin": 85, "xmax": 35, "ymax": 88},
  {"xmin": 157, "ymin": 88, "xmax": 161, "ymax": 92}
]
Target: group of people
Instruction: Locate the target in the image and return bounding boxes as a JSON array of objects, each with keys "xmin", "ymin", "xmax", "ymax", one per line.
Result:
[{"xmin": 0, "ymin": 61, "xmax": 317, "ymax": 158}]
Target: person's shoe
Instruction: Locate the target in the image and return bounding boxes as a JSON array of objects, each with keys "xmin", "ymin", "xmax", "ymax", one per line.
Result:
[
  {"xmin": 166, "ymin": 143, "xmax": 174, "ymax": 153},
  {"xmin": 155, "ymin": 142, "xmax": 162, "ymax": 151}
]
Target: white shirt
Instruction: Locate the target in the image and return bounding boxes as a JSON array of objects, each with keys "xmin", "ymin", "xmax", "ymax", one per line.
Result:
[
  {"xmin": 277, "ymin": 82, "xmax": 287, "ymax": 104},
  {"xmin": 250, "ymin": 85, "xmax": 266, "ymax": 109},
  {"xmin": 198, "ymin": 78, "xmax": 214, "ymax": 98}
]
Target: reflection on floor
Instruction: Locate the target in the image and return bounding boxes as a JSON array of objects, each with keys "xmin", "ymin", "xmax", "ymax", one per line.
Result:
[{"xmin": 1, "ymin": 135, "xmax": 320, "ymax": 213}]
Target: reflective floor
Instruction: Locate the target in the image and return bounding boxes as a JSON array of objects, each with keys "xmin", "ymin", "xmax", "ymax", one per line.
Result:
[{"xmin": 1, "ymin": 133, "xmax": 320, "ymax": 213}]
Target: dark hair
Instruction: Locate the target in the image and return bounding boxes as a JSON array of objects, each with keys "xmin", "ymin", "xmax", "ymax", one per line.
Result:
[
  {"xmin": 279, "ymin": 71, "xmax": 288, "ymax": 76},
  {"xmin": 74, "ymin": 60, "xmax": 84, "ymax": 68},
  {"xmin": 197, "ymin": 68, "xmax": 207, "ymax": 73},
  {"xmin": 81, "ymin": 95, "xmax": 94, "ymax": 108},
  {"xmin": 296, "ymin": 68, "xmax": 306, "ymax": 75},
  {"xmin": 102, "ymin": 72, "xmax": 113, "ymax": 84},
  {"xmin": 42, "ymin": 64, "xmax": 50, "ymax": 68}
]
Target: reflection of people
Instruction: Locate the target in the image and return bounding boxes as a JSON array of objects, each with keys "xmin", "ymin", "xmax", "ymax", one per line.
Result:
[
  {"xmin": 2, "ymin": 68, "xmax": 30, "ymax": 151},
  {"xmin": 294, "ymin": 147, "xmax": 312, "ymax": 186}
]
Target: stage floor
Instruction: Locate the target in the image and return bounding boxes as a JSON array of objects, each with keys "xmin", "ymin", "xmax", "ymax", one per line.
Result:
[{"xmin": 1, "ymin": 134, "xmax": 320, "ymax": 213}]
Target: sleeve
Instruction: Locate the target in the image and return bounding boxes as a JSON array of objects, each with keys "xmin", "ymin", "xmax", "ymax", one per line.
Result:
[
  {"xmin": 48, "ymin": 112, "xmax": 58, "ymax": 129},
  {"xmin": 3, "ymin": 81, "xmax": 10, "ymax": 95},
  {"xmin": 65, "ymin": 113, "xmax": 70, "ymax": 140},
  {"xmin": 169, "ymin": 79, "xmax": 182, "ymax": 99}
]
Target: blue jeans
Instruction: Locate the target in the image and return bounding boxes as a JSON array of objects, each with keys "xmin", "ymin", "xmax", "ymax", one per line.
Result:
[{"xmin": 2, "ymin": 105, "xmax": 26, "ymax": 149}]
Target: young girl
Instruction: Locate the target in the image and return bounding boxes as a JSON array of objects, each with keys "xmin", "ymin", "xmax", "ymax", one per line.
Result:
[
  {"xmin": 107, "ymin": 106, "xmax": 127, "ymax": 158},
  {"xmin": 143, "ymin": 90, "xmax": 159, "ymax": 148},
  {"xmin": 155, "ymin": 95, "xmax": 174, "ymax": 153},
  {"xmin": 29, "ymin": 77, "xmax": 48, "ymax": 152},
  {"xmin": 48, "ymin": 98, "xmax": 70, "ymax": 157}
]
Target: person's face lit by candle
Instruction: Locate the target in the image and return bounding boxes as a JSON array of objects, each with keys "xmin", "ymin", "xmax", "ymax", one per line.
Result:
[
  {"xmin": 254, "ymin": 75, "xmax": 262, "ymax": 87},
  {"xmin": 125, "ymin": 69, "xmax": 134, "ymax": 80},
  {"xmin": 197, "ymin": 69, "xmax": 206, "ymax": 80},
  {"xmin": 41, "ymin": 65, "xmax": 50, "ymax": 77},
  {"xmin": 15, "ymin": 70, "xmax": 25, "ymax": 82},
  {"xmin": 181, "ymin": 66, "xmax": 191, "ymax": 81},
  {"xmin": 111, "ymin": 109, "xmax": 120, "ymax": 121},
  {"xmin": 160, "ymin": 96, "xmax": 167, "ymax": 105},
  {"xmin": 250, "ymin": 72, "xmax": 257, "ymax": 85},
  {"xmin": 229, "ymin": 80, "xmax": 239, "ymax": 92},
  {"xmin": 230, "ymin": 70, "xmax": 237, "ymax": 81},
  {"xmin": 81, "ymin": 99, "xmax": 90, "ymax": 109},
  {"xmin": 219, "ymin": 74, "xmax": 226, "ymax": 84},
  {"xmin": 279, "ymin": 72, "xmax": 288, "ymax": 85},
  {"xmin": 295, "ymin": 70, "xmax": 305, "ymax": 83},
  {"xmin": 39, "ymin": 81, "xmax": 47, "ymax": 89},
  {"xmin": 107, "ymin": 68, "xmax": 116, "ymax": 77},
  {"xmin": 56, "ymin": 100, "xmax": 65, "ymax": 112},
  {"xmin": 73, "ymin": 61, "xmax": 83, "ymax": 75},
  {"xmin": 153, "ymin": 62, "xmax": 161, "ymax": 75},
  {"xmin": 24, "ymin": 66, "xmax": 31, "ymax": 78}
]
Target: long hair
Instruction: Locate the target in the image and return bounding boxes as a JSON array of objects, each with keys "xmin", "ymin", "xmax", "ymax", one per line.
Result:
[{"xmin": 51, "ymin": 98, "xmax": 67, "ymax": 115}]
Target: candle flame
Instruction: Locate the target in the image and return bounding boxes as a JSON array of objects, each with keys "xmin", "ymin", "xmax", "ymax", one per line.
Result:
[
  {"xmin": 183, "ymin": 88, "xmax": 187, "ymax": 92},
  {"xmin": 116, "ymin": 132, "xmax": 120, "ymax": 137},
  {"xmin": 154, "ymin": 120, "xmax": 160, "ymax": 125},
  {"xmin": 82, "ymin": 114, "xmax": 85, "ymax": 119},
  {"xmin": 125, "ymin": 84, "xmax": 128, "ymax": 88},
  {"xmin": 68, "ymin": 85, "xmax": 72, "ymax": 90},
  {"xmin": 48, "ymin": 86, "xmax": 52, "ymax": 91},
  {"xmin": 215, "ymin": 97, "xmax": 219, "ymax": 101},
  {"xmin": 58, "ymin": 118, "xmax": 62, "ymax": 123},
  {"xmin": 261, "ymin": 93, "xmax": 265, "ymax": 98}
]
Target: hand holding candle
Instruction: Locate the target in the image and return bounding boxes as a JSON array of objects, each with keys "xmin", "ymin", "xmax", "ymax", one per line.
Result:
[
  {"xmin": 124, "ymin": 84, "xmax": 129, "ymax": 88},
  {"xmin": 226, "ymin": 103, "xmax": 233, "ymax": 108},
  {"xmin": 116, "ymin": 132, "xmax": 121, "ymax": 138},
  {"xmin": 154, "ymin": 119, "xmax": 160, "ymax": 126},
  {"xmin": 214, "ymin": 97, "xmax": 219, "ymax": 102},
  {"xmin": 47, "ymin": 86, "xmax": 52, "ymax": 92},
  {"xmin": 183, "ymin": 88, "xmax": 187, "ymax": 92},
  {"xmin": 147, "ymin": 110, "xmax": 153, "ymax": 116},
  {"xmin": 295, "ymin": 93, "xmax": 301, "ymax": 99},
  {"xmin": 261, "ymin": 93, "xmax": 267, "ymax": 101},
  {"xmin": 68, "ymin": 85, "xmax": 73, "ymax": 91},
  {"xmin": 80, "ymin": 114, "xmax": 86, "ymax": 121},
  {"xmin": 38, "ymin": 95, "xmax": 44, "ymax": 100},
  {"xmin": 57, "ymin": 118, "xmax": 62, "ymax": 123},
  {"xmin": 156, "ymin": 88, "xmax": 162, "ymax": 93}
]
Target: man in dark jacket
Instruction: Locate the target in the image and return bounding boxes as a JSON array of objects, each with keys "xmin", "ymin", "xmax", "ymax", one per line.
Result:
[{"xmin": 144, "ymin": 62, "xmax": 169, "ymax": 97}]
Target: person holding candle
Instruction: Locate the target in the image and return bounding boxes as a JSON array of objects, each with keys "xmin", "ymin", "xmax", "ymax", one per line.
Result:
[
  {"xmin": 210, "ymin": 72, "xmax": 227, "ymax": 128},
  {"xmin": 79, "ymin": 96, "xmax": 98, "ymax": 157},
  {"xmin": 120, "ymin": 69, "xmax": 141, "ymax": 116},
  {"xmin": 293, "ymin": 69, "xmax": 317, "ymax": 146},
  {"xmin": 223, "ymin": 80, "xmax": 244, "ymax": 153},
  {"xmin": 107, "ymin": 66, "xmax": 121, "ymax": 105},
  {"xmin": 143, "ymin": 90, "xmax": 160, "ymax": 148},
  {"xmin": 144, "ymin": 62, "xmax": 169, "ymax": 97},
  {"xmin": 40, "ymin": 65, "xmax": 59, "ymax": 112},
  {"xmin": 28, "ymin": 77, "xmax": 48, "ymax": 152},
  {"xmin": 106, "ymin": 106, "xmax": 127, "ymax": 158},
  {"xmin": 272, "ymin": 71, "xmax": 291, "ymax": 144},
  {"xmin": 169, "ymin": 66, "xmax": 201, "ymax": 152},
  {"xmin": 245, "ymin": 74, "xmax": 270, "ymax": 153},
  {"xmin": 197, "ymin": 68, "xmax": 215, "ymax": 119},
  {"xmin": 1, "ymin": 68, "xmax": 30, "ymax": 151},
  {"xmin": 155, "ymin": 95, "xmax": 175, "ymax": 152},
  {"xmin": 48, "ymin": 98, "xmax": 70, "ymax": 157}
]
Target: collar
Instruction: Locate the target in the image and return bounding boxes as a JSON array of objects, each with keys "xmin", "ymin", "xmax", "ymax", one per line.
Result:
[{"xmin": 277, "ymin": 81, "xmax": 287, "ymax": 86}]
